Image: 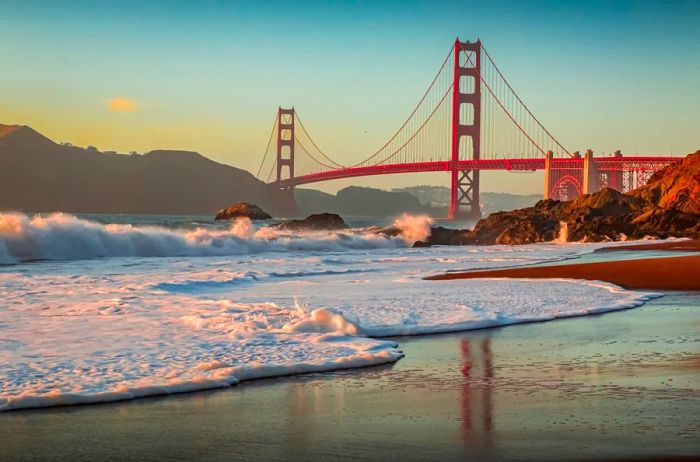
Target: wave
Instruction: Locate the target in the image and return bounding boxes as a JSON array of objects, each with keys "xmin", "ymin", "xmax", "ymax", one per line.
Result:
[
  {"xmin": 269, "ymin": 268, "xmax": 377, "ymax": 278},
  {"xmin": 151, "ymin": 268, "xmax": 377, "ymax": 294},
  {"xmin": 0, "ymin": 280, "xmax": 661, "ymax": 412},
  {"xmin": 151, "ymin": 272, "xmax": 260, "ymax": 293},
  {"xmin": 0, "ymin": 213, "xmax": 412, "ymax": 263}
]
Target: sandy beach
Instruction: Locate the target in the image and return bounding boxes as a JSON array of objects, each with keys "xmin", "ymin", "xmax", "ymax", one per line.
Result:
[
  {"xmin": 597, "ymin": 240, "xmax": 700, "ymax": 253},
  {"xmin": 427, "ymin": 254, "xmax": 700, "ymax": 291},
  {"xmin": 1, "ymin": 292, "xmax": 698, "ymax": 462}
]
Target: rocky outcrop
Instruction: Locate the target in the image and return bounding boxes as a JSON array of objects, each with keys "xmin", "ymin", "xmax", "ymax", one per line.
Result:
[
  {"xmin": 631, "ymin": 150, "xmax": 700, "ymax": 215},
  {"xmin": 215, "ymin": 202, "xmax": 272, "ymax": 220},
  {"xmin": 415, "ymin": 151, "xmax": 700, "ymax": 246},
  {"xmin": 272, "ymin": 213, "xmax": 348, "ymax": 231}
]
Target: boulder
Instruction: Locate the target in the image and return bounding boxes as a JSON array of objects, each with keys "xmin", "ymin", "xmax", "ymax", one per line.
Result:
[
  {"xmin": 380, "ymin": 225, "xmax": 472, "ymax": 246},
  {"xmin": 424, "ymin": 226, "xmax": 473, "ymax": 246},
  {"xmin": 215, "ymin": 202, "xmax": 272, "ymax": 220},
  {"xmin": 272, "ymin": 213, "xmax": 348, "ymax": 231}
]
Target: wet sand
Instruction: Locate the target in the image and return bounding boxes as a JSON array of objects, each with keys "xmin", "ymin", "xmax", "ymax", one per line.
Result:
[
  {"xmin": 426, "ymin": 254, "xmax": 700, "ymax": 291},
  {"xmin": 597, "ymin": 240, "xmax": 700, "ymax": 253},
  {"xmin": 1, "ymin": 293, "xmax": 698, "ymax": 462}
]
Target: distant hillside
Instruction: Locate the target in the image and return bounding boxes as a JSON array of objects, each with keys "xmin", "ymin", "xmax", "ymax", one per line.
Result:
[
  {"xmin": 296, "ymin": 186, "xmax": 427, "ymax": 217},
  {"xmin": 0, "ymin": 124, "xmax": 272, "ymax": 215},
  {"xmin": 393, "ymin": 185, "xmax": 542, "ymax": 215}
]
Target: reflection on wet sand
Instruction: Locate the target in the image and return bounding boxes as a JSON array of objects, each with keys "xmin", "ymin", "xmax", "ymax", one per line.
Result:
[
  {"xmin": 461, "ymin": 338, "xmax": 494, "ymax": 446},
  {"xmin": 1, "ymin": 296, "xmax": 697, "ymax": 461}
]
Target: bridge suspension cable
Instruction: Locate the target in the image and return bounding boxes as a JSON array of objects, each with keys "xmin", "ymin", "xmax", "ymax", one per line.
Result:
[
  {"xmin": 481, "ymin": 44, "xmax": 570, "ymax": 156},
  {"xmin": 263, "ymin": 39, "xmax": 572, "ymax": 185},
  {"xmin": 255, "ymin": 112, "xmax": 279, "ymax": 180},
  {"xmin": 465, "ymin": 42, "xmax": 570, "ymax": 159},
  {"xmin": 363, "ymin": 82, "xmax": 453, "ymax": 166},
  {"xmin": 294, "ymin": 113, "xmax": 345, "ymax": 169},
  {"xmin": 349, "ymin": 44, "xmax": 455, "ymax": 168}
]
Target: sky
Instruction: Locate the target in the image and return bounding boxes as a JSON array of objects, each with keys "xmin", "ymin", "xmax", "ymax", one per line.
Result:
[{"xmin": 1, "ymin": 0, "xmax": 699, "ymax": 194}]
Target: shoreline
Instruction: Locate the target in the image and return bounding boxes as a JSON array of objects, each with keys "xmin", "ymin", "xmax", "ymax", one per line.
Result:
[
  {"xmin": 597, "ymin": 239, "xmax": 700, "ymax": 252},
  {"xmin": 2, "ymin": 293, "xmax": 697, "ymax": 462},
  {"xmin": 426, "ymin": 254, "xmax": 700, "ymax": 291}
]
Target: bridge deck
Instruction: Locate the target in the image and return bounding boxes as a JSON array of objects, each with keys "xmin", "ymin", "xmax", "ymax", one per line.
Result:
[{"xmin": 278, "ymin": 157, "xmax": 678, "ymax": 188}]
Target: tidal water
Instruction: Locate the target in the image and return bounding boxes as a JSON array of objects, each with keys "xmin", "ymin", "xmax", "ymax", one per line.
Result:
[{"xmin": 0, "ymin": 212, "xmax": 669, "ymax": 412}]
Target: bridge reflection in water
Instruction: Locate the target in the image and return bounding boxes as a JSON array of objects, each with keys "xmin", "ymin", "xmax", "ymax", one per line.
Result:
[{"xmin": 460, "ymin": 338, "xmax": 495, "ymax": 446}]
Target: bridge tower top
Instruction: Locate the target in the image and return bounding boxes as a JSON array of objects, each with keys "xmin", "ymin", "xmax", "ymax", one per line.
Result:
[{"xmin": 276, "ymin": 107, "xmax": 295, "ymax": 189}]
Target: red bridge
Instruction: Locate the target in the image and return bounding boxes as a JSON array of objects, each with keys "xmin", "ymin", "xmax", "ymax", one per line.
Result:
[{"xmin": 256, "ymin": 39, "xmax": 677, "ymax": 219}]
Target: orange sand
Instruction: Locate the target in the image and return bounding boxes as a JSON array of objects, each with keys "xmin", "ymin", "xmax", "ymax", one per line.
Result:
[
  {"xmin": 597, "ymin": 239, "xmax": 700, "ymax": 252},
  {"xmin": 426, "ymin": 254, "xmax": 700, "ymax": 291}
]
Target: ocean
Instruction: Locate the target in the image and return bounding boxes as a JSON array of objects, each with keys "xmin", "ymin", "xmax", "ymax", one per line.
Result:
[{"xmin": 0, "ymin": 212, "xmax": 661, "ymax": 411}]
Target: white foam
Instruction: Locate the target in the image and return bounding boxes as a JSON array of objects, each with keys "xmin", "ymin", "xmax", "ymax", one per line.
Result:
[
  {"xmin": 0, "ymin": 213, "xmax": 409, "ymax": 263},
  {"xmin": 0, "ymin": 215, "xmax": 664, "ymax": 412},
  {"xmin": 392, "ymin": 214, "xmax": 433, "ymax": 244}
]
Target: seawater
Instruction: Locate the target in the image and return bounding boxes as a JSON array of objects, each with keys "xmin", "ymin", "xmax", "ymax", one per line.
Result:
[{"xmin": 0, "ymin": 212, "xmax": 660, "ymax": 411}]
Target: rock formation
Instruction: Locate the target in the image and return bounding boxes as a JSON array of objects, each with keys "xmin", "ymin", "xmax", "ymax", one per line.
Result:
[
  {"xmin": 415, "ymin": 151, "xmax": 700, "ymax": 246},
  {"xmin": 271, "ymin": 213, "xmax": 349, "ymax": 231},
  {"xmin": 215, "ymin": 202, "xmax": 272, "ymax": 220},
  {"xmin": 630, "ymin": 150, "xmax": 700, "ymax": 215}
]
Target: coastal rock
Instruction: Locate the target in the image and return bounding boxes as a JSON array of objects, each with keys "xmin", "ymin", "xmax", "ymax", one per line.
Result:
[
  {"xmin": 272, "ymin": 213, "xmax": 348, "ymax": 231},
  {"xmin": 422, "ymin": 226, "xmax": 473, "ymax": 246},
  {"xmin": 379, "ymin": 225, "xmax": 471, "ymax": 247},
  {"xmin": 462, "ymin": 190, "xmax": 696, "ymax": 245},
  {"xmin": 452, "ymin": 190, "xmax": 696, "ymax": 246},
  {"xmin": 631, "ymin": 150, "xmax": 700, "ymax": 215},
  {"xmin": 426, "ymin": 150, "xmax": 700, "ymax": 245},
  {"xmin": 215, "ymin": 202, "xmax": 272, "ymax": 220}
]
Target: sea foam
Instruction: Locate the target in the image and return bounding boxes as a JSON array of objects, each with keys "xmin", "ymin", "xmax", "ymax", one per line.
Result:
[
  {"xmin": 0, "ymin": 212, "xmax": 411, "ymax": 262},
  {"xmin": 0, "ymin": 214, "xmax": 664, "ymax": 412}
]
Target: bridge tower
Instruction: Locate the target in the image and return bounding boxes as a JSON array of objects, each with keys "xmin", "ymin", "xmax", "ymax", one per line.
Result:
[
  {"xmin": 274, "ymin": 107, "xmax": 299, "ymax": 216},
  {"xmin": 449, "ymin": 39, "xmax": 482, "ymax": 220}
]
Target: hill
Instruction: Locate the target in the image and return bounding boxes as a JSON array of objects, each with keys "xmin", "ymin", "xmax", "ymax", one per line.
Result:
[
  {"xmin": 0, "ymin": 124, "xmax": 272, "ymax": 215},
  {"xmin": 296, "ymin": 186, "xmax": 427, "ymax": 217},
  {"xmin": 393, "ymin": 185, "xmax": 542, "ymax": 215}
]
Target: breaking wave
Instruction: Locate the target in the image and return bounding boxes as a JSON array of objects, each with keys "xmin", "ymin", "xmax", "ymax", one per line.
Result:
[{"xmin": 0, "ymin": 212, "xmax": 416, "ymax": 263}]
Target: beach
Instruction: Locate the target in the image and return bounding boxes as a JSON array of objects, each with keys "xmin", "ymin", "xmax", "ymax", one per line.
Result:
[
  {"xmin": 0, "ymin": 214, "xmax": 698, "ymax": 461},
  {"xmin": 596, "ymin": 240, "xmax": 700, "ymax": 253},
  {"xmin": 427, "ymin": 247, "xmax": 700, "ymax": 291},
  {"xmin": 1, "ymin": 292, "xmax": 698, "ymax": 462}
]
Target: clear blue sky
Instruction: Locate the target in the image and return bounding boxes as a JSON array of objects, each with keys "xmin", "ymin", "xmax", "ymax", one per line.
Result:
[{"xmin": 1, "ymin": 0, "xmax": 698, "ymax": 194}]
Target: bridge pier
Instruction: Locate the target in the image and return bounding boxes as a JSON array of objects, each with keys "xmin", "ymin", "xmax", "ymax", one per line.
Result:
[
  {"xmin": 610, "ymin": 150, "xmax": 623, "ymax": 191},
  {"xmin": 271, "ymin": 186, "xmax": 298, "ymax": 218},
  {"xmin": 543, "ymin": 150, "xmax": 554, "ymax": 200},
  {"xmin": 450, "ymin": 168, "xmax": 481, "ymax": 220},
  {"xmin": 583, "ymin": 149, "xmax": 599, "ymax": 194}
]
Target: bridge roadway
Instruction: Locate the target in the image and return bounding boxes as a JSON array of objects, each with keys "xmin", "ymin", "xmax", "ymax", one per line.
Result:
[{"xmin": 279, "ymin": 156, "xmax": 678, "ymax": 188}]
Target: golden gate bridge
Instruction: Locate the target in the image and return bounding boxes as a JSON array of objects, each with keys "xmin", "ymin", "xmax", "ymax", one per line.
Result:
[{"xmin": 256, "ymin": 38, "xmax": 677, "ymax": 219}]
